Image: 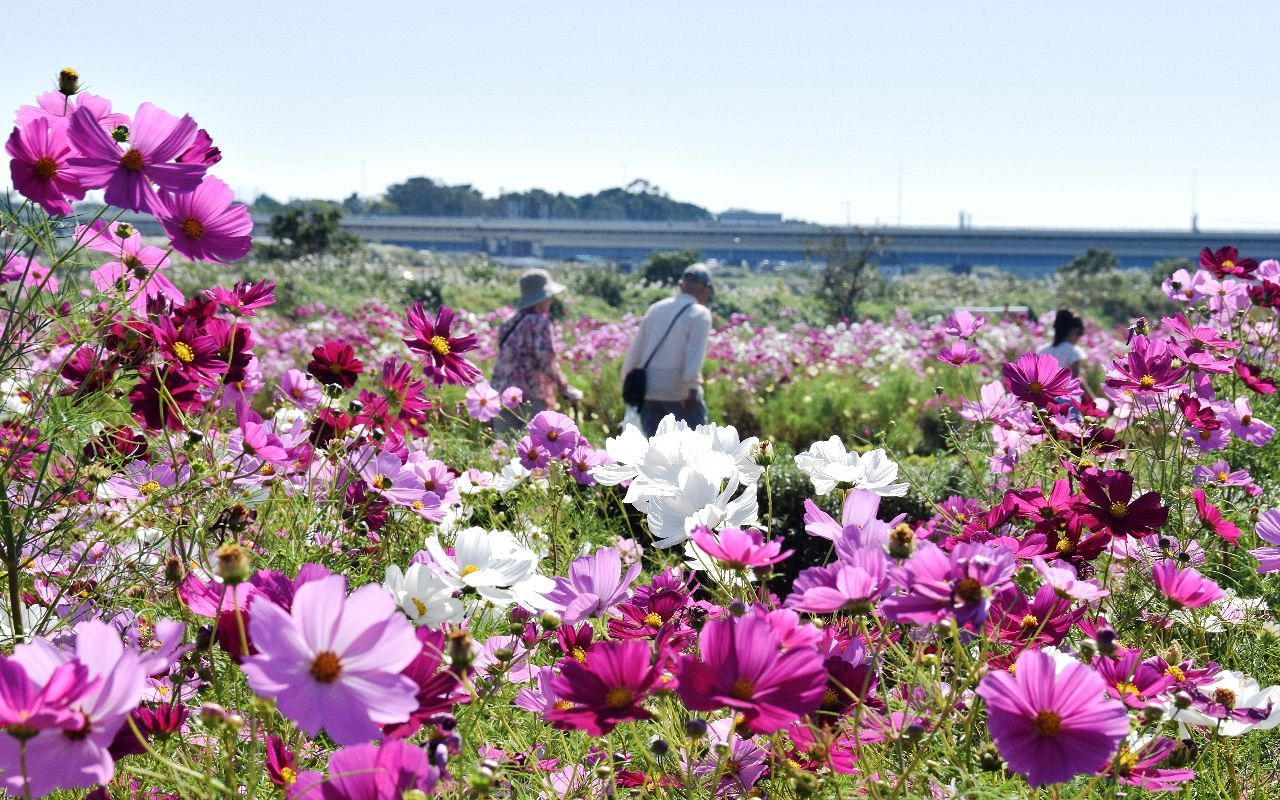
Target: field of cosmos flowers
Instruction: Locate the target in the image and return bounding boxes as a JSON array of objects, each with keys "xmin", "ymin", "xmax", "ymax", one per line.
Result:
[{"xmin": 3, "ymin": 73, "xmax": 1280, "ymax": 800}]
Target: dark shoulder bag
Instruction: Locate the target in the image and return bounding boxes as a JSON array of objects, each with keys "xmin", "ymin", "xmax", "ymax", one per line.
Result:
[{"xmin": 623, "ymin": 302, "xmax": 692, "ymax": 408}]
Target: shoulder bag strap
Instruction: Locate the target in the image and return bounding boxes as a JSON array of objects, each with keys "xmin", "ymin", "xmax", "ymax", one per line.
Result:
[
  {"xmin": 498, "ymin": 311, "xmax": 531, "ymax": 351},
  {"xmin": 641, "ymin": 301, "xmax": 693, "ymax": 370}
]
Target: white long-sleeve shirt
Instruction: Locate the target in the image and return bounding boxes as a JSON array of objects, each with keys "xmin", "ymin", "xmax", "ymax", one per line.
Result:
[{"xmin": 621, "ymin": 293, "xmax": 712, "ymax": 402}]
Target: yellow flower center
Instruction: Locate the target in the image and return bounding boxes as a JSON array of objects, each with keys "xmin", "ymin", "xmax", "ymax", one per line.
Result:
[
  {"xmin": 310, "ymin": 651, "xmax": 342, "ymax": 683},
  {"xmin": 459, "ymin": 564, "xmax": 480, "ymax": 577},
  {"xmin": 822, "ymin": 688, "xmax": 839, "ymax": 707},
  {"xmin": 1055, "ymin": 538, "xmax": 1072, "ymax": 553},
  {"xmin": 1028, "ymin": 380, "xmax": 1044, "ymax": 394},
  {"xmin": 571, "ymin": 646, "xmax": 587, "ymax": 663},
  {"xmin": 1032, "ymin": 709, "xmax": 1062, "ymax": 736},
  {"xmin": 729, "ymin": 679, "xmax": 755, "ymax": 701},
  {"xmin": 120, "ymin": 149, "xmax": 145, "ymax": 172},
  {"xmin": 33, "ymin": 157, "xmax": 58, "ymax": 180},
  {"xmin": 1165, "ymin": 665, "xmax": 1186, "ymax": 682},
  {"xmin": 429, "ymin": 335, "xmax": 451, "ymax": 357},
  {"xmin": 172, "ymin": 341, "xmax": 195, "ymax": 363},
  {"xmin": 1222, "ymin": 259, "xmax": 1235, "ymax": 270},
  {"xmin": 1116, "ymin": 747, "xmax": 1138, "ymax": 776},
  {"xmin": 1020, "ymin": 614, "xmax": 1040, "ymax": 630},
  {"xmin": 643, "ymin": 612, "xmax": 663, "ymax": 627},
  {"xmin": 279, "ymin": 767, "xmax": 297, "ymax": 786},
  {"xmin": 1115, "ymin": 681, "xmax": 1140, "ymax": 696},
  {"xmin": 371, "ymin": 474, "xmax": 390, "ymax": 490},
  {"xmin": 553, "ymin": 700, "xmax": 573, "ymax": 710},
  {"xmin": 604, "ymin": 686, "xmax": 633, "ymax": 708},
  {"xmin": 1217, "ymin": 472, "xmax": 1229, "ymax": 483},
  {"xmin": 1139, "ymin": 375, "xmax": 1156, "ymax": 389},
  {"xmin": 259, "ymin": 464, "xmax": 276, "ymax": 477},
  {"xmin": 1109, "ymin": 501, "xmax": 1128, "ymax": 519},
  {"xmin": 138, "ymin": 480, "xmax": 161, "ymax": 496}
]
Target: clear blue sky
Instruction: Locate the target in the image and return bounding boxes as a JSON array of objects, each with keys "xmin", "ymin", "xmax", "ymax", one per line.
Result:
[{"xmin": 5, "ymin": 1, "xmax": 1279, "ymax": 229}]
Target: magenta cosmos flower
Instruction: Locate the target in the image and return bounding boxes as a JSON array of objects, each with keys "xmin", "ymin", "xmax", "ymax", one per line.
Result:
[
  {"xmin": 547, "ymin": 639, "xmax": 659, "ymax": 735},
  {"xmin": 1002, "ymin": 353, "xmax": 1081, "ymax": 407},
  {"xmin": 976, "ymin": 648, "xmax": 1129, "ymax": 788},
  {"xmin": 6, "ymin": 118, "xmax": 86, "ymax": 215},
  {"xmin": 944, "ymin": 308, "xmax": 985, "ymax": 339},
  {"xmin": 241, "ymin": 574, "xmax": 421, "ymax": 745},
  {"xmin": 403, "ymin": 304, "xmax": 482, "ymax": 387},
  {"xmin": 677, "ymin": 614, "xmax": 826, "ymax": 734},
  {"xmin": 528, "ymin": 410, "xmax": 580, "ymax": 458},
  {"xmin": 1151, "ymin": 561, "xmax": 1224, "ymax": 609},
  {"xmin": 289, "ymin": 739, "xmax": 440, "ymax": 799},
  {"xmin": 155, "ymin": 176, "xmax": 253, "ymax": 263},
  {"xmin": 690, "ymin": 525, "xmax": 792, "ymax": 571},
  {"xmin": 880, "ymin": 541, "xmax": 1016, "ymax": 628},
  {"xmin": 67, "ymin": 102, "xmax": 207, "ymax": 213},
  {"xmin": 1106, "ymin": 335, "xmax": 1186, "ymax": 395},
  {"xmin": 938, "ymin": 341, "xmax": 981, "ymax": 366}
]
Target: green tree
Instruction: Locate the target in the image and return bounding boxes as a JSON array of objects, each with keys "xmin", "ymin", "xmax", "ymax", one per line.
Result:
[
  {"xmin": 261, "ymin": 207, "xmax": 361, "ymax": 259},
  {"xmin": 812, "ymin": 229, "xmax": 886, "ymax": 321},
  {"xmin": 1059, "ymin": 247, "xmax": 1119, "ymax": 277},
  {"xmin": 642, "ymin": 250, "xmax": 701, "ymax": 286}
]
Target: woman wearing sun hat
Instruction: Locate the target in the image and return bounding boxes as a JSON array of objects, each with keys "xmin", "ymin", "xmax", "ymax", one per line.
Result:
[{"xmin": 491, "ymin": 268, "xmax": 583, "ymax": 433}]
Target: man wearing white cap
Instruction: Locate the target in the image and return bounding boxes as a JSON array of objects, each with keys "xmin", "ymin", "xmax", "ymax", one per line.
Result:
[
  {"xmin": 621, "ymin": 263, "xmax": 714, "ymax": 436},
  {"xmin": 492, "ymin": 269, "xmax": 582, "ymax": 433}
]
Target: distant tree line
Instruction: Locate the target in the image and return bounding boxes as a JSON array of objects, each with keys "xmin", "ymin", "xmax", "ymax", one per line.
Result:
[{"xmin": 251, "ymin": 178, "xmax": 712, "ymax": 222}]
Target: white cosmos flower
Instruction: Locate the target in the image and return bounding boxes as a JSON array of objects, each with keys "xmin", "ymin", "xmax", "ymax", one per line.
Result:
[
  {"xmin": 1168, "ymin": 670, "xmax": 1280, "ymax": 736},
  {"xmin": 384, "ymin": 562, "xmax": 464, "ymax": 626},
  {"xmin": 647, "ymin": 468, "xmax": 758, "ymax": 549},
  {"xmin": 424, "ymin": 527, "xmax": 554, "ymax": 609},
  {"xmin": 793, "ymin": 437, "xmax": 908, "ymax": 497}
]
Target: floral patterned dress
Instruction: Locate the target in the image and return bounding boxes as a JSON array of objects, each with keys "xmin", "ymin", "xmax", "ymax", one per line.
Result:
[{"xmin": 491, "ymin": 311, "xmax": 570, "ymax": 410}]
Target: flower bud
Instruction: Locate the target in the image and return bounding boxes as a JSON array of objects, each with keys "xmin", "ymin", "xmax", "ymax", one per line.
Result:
[
  {"xmin": 446, "ymin": 629, "xmax": 475, "ymax": 670},
  {"xmin": 214, "ymin": 542, "xmax": 252, "ymax": 585},
  {"xmin": 888, "ymin": 522, "xmax": 915, "ymax": 560},
  {"xmin": 403, "ymin": 791, "xmax": 430, "ymax": 800},
  {"xmin": 1165, "ymin": 739, "xmax": 1197, "ymax": 768},
  {"xmin": 1095, "ymin": 627, "xmax": 1118, "ymax": 657},
  {"xmin": 593, "ymin": 764, "xmax": 613, "ymax": 780},
  {"xmin": 648, "ymin": 736, "xmax": 669, "ymax": 756},
  {"xmin": 195, "ymin": 624, "xmax": 213, "ymax": 652},
  {"xmin": 164, "ymin": 555, "xmax": 187, "ymax": 584},
  {"xmin": 1077, "ymin": 639, "xmax": 1098, "ymax": 661},
  {"xmin": 792, "ymin": 771, "xmax": 819, "ymax": 796},
  {"xmin": 186, "ymin": 430, "xmax": 204, "ymax": 447},
  {"xmin": 58, "ymin": 68, "xmax": 80, "ymax": 97},
  {"xmin": 110, "ymin": 125, "xmax": 130, "ymax": 144},
  {"xmin": 199, "ymin": 702, "xmax": 227, "ymax": 727},
  {"xmin": 728, "ymin": 600, "xmax": 748, "ymax": 617},
  {"xmin": 1141, "ymin": 705, "xmax": 1164, "ymax": 725},
  {"xmin": 539, "ymin": 610, "xmax": 561, "ymax": 631},
  {"xmin": 324, "ymin": 383, "xmax": 345, "ymax": 399},
  {"xmin": 684, "ymin": 718, "xmax": 708, "ymax": 739},
  {"xmin": 753, "ymin": 440, "xmax": 774, "ymax": 466},
  {"xmin": 977, "ymin": 744, "xmax": 1002, "ymax": 772}
]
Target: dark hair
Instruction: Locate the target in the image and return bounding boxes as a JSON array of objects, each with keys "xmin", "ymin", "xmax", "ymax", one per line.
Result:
[{"xmin": 1052, "ymin": 308, "xmax": 1085, "ymax": 346}]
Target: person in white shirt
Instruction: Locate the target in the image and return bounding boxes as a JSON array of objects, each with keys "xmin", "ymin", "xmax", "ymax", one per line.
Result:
[
  {"xmin": 622, "ymin": 263, "xmax": 714, "ymax": 436},
  {"xmin": 1038, "ymin": 308, "xmax": 1086, "ymax": 377}
]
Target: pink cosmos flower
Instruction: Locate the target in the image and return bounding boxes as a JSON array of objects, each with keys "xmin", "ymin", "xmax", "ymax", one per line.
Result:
[
  {"xmin": 82, "ymin": 220, "xmax": 183, "ymax": 313},
  {"xmin": 1192, "ymin": 460, "xmax": 1250, "ymax": 487},
  {"xmin": 937, "ymin": 341, "xmax": 982, "ymax": 366},
  {"xmin": 690, "ymin": 526, "xmax": 792, "ymax": 571},
  {"xmin": 6, "ymin": 118, "xmax": 86, "ymax": 214},
  {"xmin": 1002, "ymin": 353, "xmax": 1081, "ymax": 408},
  {"xmin": 204, "ymin": 279, "xmax": 275, "ymax": 316},
  {"xmin": 516, "ymin": 436, "xmax": 550, "ymax": 471},
  {"xmin": 567, "ymin": 443, "xmax": 609, "ymax": 485},
  {"xmin": 976, "ymin": 648, "xmax": 1129, "ymax": 788},
  {"xmin": 1032, "ymin": 557, "xmax": 1108, "ymax": 603},
  {"xmin": 501, "ymin": 386, "xmax": 524, "ymax": 410},
  {"xmin": 1106, "ymin": 335, "xmax": 1186, "ymax": 395},
  {"xmin": 16, "ymin": 91, "xmax": 127, "ymax": 135},
  {"xmin": 1093, "ymin": 649, "xmax": 1175, "ymax": 710},
  {"xmin": 465, "ymin": 381, "xmax": 501, "ymax": 422},
  {"xmin": 944, "ymin": 308, "xmax": 986, "ymax": 339},
  {"xmin": 528, "ymin": 410, "xmax": 579, "ymax": 458},
  {"xmin": 67, "ymin": 102, "xmax": 207, "ymax": 213},
  {"xmin": 1192, "ymin": 489, "xmax": 1241, "ymax": 545},
  {"xmin": 403, "ymin": 304, "xmax": 482, "ymax": 386},
  {"xmin": 1250, "ymin": 508, "xmax": 1280, "ymax": 573},
  {"xmin": 677, "ymin": 614, "xmax": 826, "ymax": 734},
  {"xmin": 547, "ymin": 640, "xmax": 659, "ymax": 735},
  {"xmin": 1225, "ymin": 397, "xmax": 1274, "ymax": 445},
  {"xmin": 1151, "ymin": 561, "xmax": 1224, "ymax": 609},
  {"xmin": 279, "ymin": 369, "xmax": 323, "ymax": 411},
  {"xmin": 241, "ymin": 574, "xmax": 421, "ymax": 745},
  {"xmin": 155, "ymin": 176, "xmax": 254, "ymax": 263},
  {"xmin": 786, "ymin": 552, "xmax": 889, "ymax": 614},
  {"xmin": 289, "ymin": 739, "xmax": 440, "ymax": 799}
]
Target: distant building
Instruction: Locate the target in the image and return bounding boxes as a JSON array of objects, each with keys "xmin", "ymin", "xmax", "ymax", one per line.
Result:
[{"xmin": 718, "ymin": 209, "xmax": 783, "ymax": 225}]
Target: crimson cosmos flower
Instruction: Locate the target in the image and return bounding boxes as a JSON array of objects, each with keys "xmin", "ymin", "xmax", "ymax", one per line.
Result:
[
  {"xmin": 1234, "ymin": 360, "xmax": 1277, "ymax": 395},
  {"xmin": 1199, "ymin": 245, "xmax": 1257, "ymax": 278},
  {"xmin": 403, "ymin": 303, "xmax": 482, "ymax": 387},
  {"xmin": 308, "ymin": 341, "xmax": 363, "ymax": 389},
  {"xmin": 1075, "ymin": 468, "xmax": 1168, "ymax": 538}
]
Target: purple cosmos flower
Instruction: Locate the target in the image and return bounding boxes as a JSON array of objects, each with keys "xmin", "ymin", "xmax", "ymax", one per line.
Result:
[
  {"xmin": 547, "ymin": 640, "xmax": 659, "ymax": 735},
  {"xmin": 690, "ymin": 526, "xmax": 792, "ymax": 571},
  {"xmin": 6, "ymin": 117, "xmax": 86, "ymax": 214},
  {"xmin": 1093, "ymin": 649, "xmax": 1175, "ymax": 709},
  {"xmin": 16, "ymin": 91, "xmax": 128, "ymax": 135},
  {"xmin": 279, "ymin": 369, "xmax": 323, "ymax": 411},
  {"xmin": 403, "ymin": 304, "xmax": 482, "ymax": 387},
  {"xmin": 976, "ymin": 648, "xmax": 1129, "ymax": 787},
  {"xmin": 501, "ymin": 386, "xmax": 523, "ymax": 410},
  {"xmin": 67, "ymin": 102, "xmax": 206, "ymax": 213},
  {"xmin": 156, "ymin": 176, "xmax": 254, "ymax": 263},
  {"xmin": 786, "ymin": 550, "xmax": 889, "ymax": 614},
  {"xmin": 1151, "ymin": 561, "xmax": 1224, "ymax": 609},
  {"xmin": 516, "ymin": 436, "xmax": 550, "ymax": 471},
  {"xmin": 0, "ymin": 619, "xmax": 184, "ymax": 798},
  {"xmin": 802, "ymin": 488, "xmax": 905, "ymax": 548},
  {"xmin": 567, "ymin": 444, "xmax": 609, "ymax": 486},
  {"xmin": 545, "ymin": 547, "xmax": 642, "ymax": 625},
  {"xmin": 528, "ymin": 410, "xmax": 580, "ymax": 458},
  {"xmin": 881, "ymin": 541, "xmax": 1016, "ymax": 628},
  {"xmin": 1192, "ymin": 460, "xmax": 1251, "ymax": 488},
  {"xmin": 204, "ymin": 279, "xmax": 276, "ymax": 316},
  {"xmin": 289, "ymin": 739, "xmax": 440, "ymax": 799},
  {"xmin": 353, "ymin": 447, "xmax": 425, "ymax": 507},
  {"xmin": 465, "ymin": 381, "xmax": 502, "ymax": 422},
  {"xmin": 241, "ymin": 574, "xmax": 421, "ymax": 745},
  {"xmin": 1104, "ymin": 737, "xmax": 1196, "ymax": 791},
  {"xmin": 944, "ymin": 308, "xmax": 986, "ymax": 339},
  {"xmin": 102, "ymin": 459, "xmax": 189, "ymax": 500},
  {"xmin": 677, "ymin": 613, "xmax": 826, "ymax": 734},
  {"xmin": 1104, "ymin": 336, "xmax": 1188, "ymax": 395},
  {"xmin": 1250, "ymin": 508, "xmax": 1280, "ymax": 574},
  {"xmin": 1032, "ymin": 558, "xmax": 1109, "ymax": 603}
]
